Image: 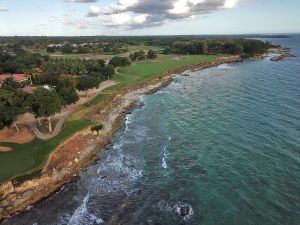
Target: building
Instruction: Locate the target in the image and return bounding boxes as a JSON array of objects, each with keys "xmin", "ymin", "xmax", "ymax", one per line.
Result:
[{"xmin": 0, "ymin": 74, "xmax": 30, "ymax": 86}]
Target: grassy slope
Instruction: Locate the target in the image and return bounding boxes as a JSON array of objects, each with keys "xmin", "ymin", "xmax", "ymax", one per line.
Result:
[
  {"xmin": 0, "ymin": 54, "xmax": 220, "ymax": 184},
  {"xmin": 110, "ymin": 55, "xmax": 219, "ymax": 89},
  {"xmin": 0, "ymin": 120, "xmax": 91, "ymax": 183}
]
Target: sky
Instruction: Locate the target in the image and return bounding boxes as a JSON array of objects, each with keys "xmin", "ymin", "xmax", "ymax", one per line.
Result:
[{"xmin": 0, "ymin": 0, "xmax": 299, "ymax": 36}]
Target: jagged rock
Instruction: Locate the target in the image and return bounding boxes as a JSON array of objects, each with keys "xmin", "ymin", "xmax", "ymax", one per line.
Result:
[
  {"xmin": 271, "ymin": 55, "xmax": 283, "ymax": 61},
  {"xmin": 181, "ymin": 73, "xmax": 190, "ymax": 77},
  {"xmin": 180, "ymin": 206, "xmax": 190, "ymax": 217}
]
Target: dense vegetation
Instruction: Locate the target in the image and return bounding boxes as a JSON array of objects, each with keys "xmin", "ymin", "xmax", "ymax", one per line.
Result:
[
  {"xmin": 129, "ymin": 50, "xmax": 158, "ymax": 61},
  {"xmin": 0, "ymin": 36, "xmax": 275, "ymax": 133},
  {"xmin": 165, "ymin": 39, "xmax": 275, "ymax": 57},
  {"xmin": 0, "ymin": 34, "xmax": 279, "ymax": 184}
]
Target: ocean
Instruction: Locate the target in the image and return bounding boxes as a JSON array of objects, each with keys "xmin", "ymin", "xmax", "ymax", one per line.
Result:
[{"xmin": 2, "ymin": 35, "xmax": 300, "ymax": 225}]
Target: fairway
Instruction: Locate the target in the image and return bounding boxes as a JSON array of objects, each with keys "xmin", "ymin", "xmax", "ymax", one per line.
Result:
[
  {"xmin": 0, "ymin": 120, "xmax": 91, "ymax": 184},
  {"xmin": 111, "ymin": 55, "xmax": 220, "ymax": 89},
  {"xmin": 0, "ymin": 54, "xmax": 219, "ymax": 185}
]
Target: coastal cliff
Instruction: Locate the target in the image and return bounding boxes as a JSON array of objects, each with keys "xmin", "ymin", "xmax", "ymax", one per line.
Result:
[{"xmin": 0, "ymin": 55, "xmax": 242, "ymax": 220}]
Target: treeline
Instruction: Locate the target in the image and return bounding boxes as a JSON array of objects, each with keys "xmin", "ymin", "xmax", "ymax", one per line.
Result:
[
  {"xmin": 47, "ymin": 43, "xmax": 128, "ymax": 55},
  {"xmin": 0, "ymin": 35, "xmax": 285, "ymax": 49},
  {"xmin": 0, "ymin": 55, "xmax": 132, "ymax": 131},
  {"xmin": 163, "ymin": 39, "xmax": 275, "ymax": 57},
  {"xmin": 39, "ymin": 58, "xmax": 115, "ymax": 85},
  {"xmin": 129, "ymin": 50, "xmax": 158, "ymax": 61},
  {"xmin": 0, "ymin": 51, "xmax": 49, "ymax": 74},
  {"xmin": 0, "ymin": 77, "xmax": 75, "ymax": 132}
]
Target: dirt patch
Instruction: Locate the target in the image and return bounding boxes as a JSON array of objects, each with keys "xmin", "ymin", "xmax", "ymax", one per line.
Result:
[
  {"xmin": 0, "ymin": 146, "xmax": 13, "ymax": 152},
  {"xmin": 35, "ymin": 119, "xmax": 59, "ymax": 135},
  {"xmin": 0, "ymin": 126, "xmax": 34, "ymax": 144}
]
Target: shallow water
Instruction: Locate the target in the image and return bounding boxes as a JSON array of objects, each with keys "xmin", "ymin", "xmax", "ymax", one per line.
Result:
[{"xmin": 2, "ymin": 36, "xmax": 300, "ymax": 225}]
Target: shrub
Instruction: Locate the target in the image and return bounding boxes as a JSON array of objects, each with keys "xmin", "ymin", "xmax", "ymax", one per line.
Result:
[{"xmin": 91, "ymin": 124, "xmax": 104, "ymax": 135}]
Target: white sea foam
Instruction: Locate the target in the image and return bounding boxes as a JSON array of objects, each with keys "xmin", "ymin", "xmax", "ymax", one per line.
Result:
[
  {"xmin": 174, "ymin": 202, "xmax": 194, "ymax": 221},
  {"xmin": 217, "ymin": 63, "xmax": 235, "ymax": 69},
  {"xmin": 162, "ymin": 145, "xmax": 168, "ymax": 169},
  {"xmin": 158, "ymin": 201, "xmax": 194, "ymax": 221},
  {"xmin": 162, "ymin": 155, "xmax": 167, "ymax": 169},
  {"xmin": 67, "ymin": 193, "xmax": 104, "ymax": 225}
]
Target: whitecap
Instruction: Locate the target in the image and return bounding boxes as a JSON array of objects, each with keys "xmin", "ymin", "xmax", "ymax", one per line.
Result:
[
  {"xmin": 162, "ymin": 156, "xmax": 167, "ymax": 169},
  {"xmin": 67, "ymin": 193, "xmax": 104, "ymax": 225},
  {"xmin": 158, "ymin": 201, "xmax": 194, "ymax": 221},
  {"xmin": 162, "ymin": 145, "xmax": 168, "ymax": 169},
  {"xmin": 217, "ymin": 63, "xmax": 235, "ymax": 69},
  {"xmin": 174, "ymin": 202, "xmax": 194, "ymax": 221}
]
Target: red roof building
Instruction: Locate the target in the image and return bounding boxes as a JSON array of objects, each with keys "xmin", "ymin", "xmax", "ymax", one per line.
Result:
[
  {"xmin": 0, "ymin": 75, "xmax": 10, "ymax": 83},
  {"xmin": 12, "ymin": 74, "xmax": 29, "ymax": 82},
  {"xmin": 0, "ymin": 74, "xmax": 30, "ymax": 86}
]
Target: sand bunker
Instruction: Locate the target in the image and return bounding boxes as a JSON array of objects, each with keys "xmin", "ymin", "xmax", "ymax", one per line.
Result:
[
  {"xmin": 0, "ymin": 126, "xmax": 34, "ymax": 144},
  {"xmin": 0, "ymin": 146, "xmax": 13, "ymax": 152}
]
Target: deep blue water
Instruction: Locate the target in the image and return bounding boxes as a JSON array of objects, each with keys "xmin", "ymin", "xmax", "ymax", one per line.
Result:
[{"xmin": 2, "ymin": 36, "xmax": 300, "ymax": 225}]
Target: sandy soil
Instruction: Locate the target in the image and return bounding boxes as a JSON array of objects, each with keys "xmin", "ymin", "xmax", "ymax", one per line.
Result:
[
  {"xmin": 0, "ymin": 126, "xmax": 35, "ymax": 144},
  {"xmin": 0, "ymin": 146, "xmax": 13, "ymax": 152}
]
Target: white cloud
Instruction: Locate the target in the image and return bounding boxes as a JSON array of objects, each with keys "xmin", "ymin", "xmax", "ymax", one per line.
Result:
[
  {"xmin": 224, "ymin": 0, "xmax": 239, "ymax": 8},
  {"xmin": 48, "ymin": 17, "xmax": 56, "ymax": 21},
  {"xmin": 88, "ymin": 0, "xmax": 241, "ymax": 28},
  {"xmin": 98, "ymin": 13, "xmax": 149, "ymax": 27},
  {"xmin": 64, "ymin": 0, "xmax": 98, "ymax": 3},
  {"xmin": 0, "ymin": 7, "xmax": 9, "ymax": 11}
]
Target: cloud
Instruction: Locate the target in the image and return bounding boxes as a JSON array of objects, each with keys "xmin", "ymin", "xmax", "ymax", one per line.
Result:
[
  {"xmin": 88, "ymin": 0, "xmax": 240, "ymax": 28},
  {"xmin": 64, "ymin": 0, "xmax": 98, "ymax": 3},
  {"xmin": 49, "ymin": 14, "xmax": 92, "ymax": 30},
  {"xmin": 48, "ymin": 17, "xmax": 57, "ymax": 21},
  {"xmin": 0, "ymin": 7, "xmax": 9, "ymax": 11},
  {"xmin": 36, "ymin": 24, "xmax": 47, "ymax": 27}
]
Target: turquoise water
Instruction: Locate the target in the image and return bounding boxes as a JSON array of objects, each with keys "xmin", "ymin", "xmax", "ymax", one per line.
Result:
[{"xmin": 2, "ymin": 36, "xmax": 300, "ymax": 225}]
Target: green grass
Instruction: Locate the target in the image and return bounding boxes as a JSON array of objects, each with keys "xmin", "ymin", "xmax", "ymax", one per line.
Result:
[
  {"xmin": 68, "ymin": 105, "xmax": 92, "ymax": 122},
  {"xmin": 110, "ymin": 55, "xmax": 220, "ymax": 90},
  {"xmin": 0, "ymin": 54, "xmax": 220, "ymax": 185},
  {"xmin": 68, "ymin": 93, "xmax": 113, "ymax": 122},
  {"xmin": 89, "ymin": 93, "xmax": 112, "ymax": 106},
  {"xmin": 0, "ymin": 120, "xmax": 92, "ymax": 184},
  {"xmin": 127, "ymin": 45, "xmax": 163, "ymax": 52}
]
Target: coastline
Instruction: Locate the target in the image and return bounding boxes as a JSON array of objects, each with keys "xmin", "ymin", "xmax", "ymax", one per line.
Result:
[{"xmin": 0, "ymin": 55, "xmax": 242, "ymax": 220}]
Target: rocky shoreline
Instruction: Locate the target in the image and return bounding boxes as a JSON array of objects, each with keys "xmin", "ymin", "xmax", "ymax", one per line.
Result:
[
  {"xmin": 269, "ymin": 47, "xmax": 296, "ymax": 61},
  {"xmin": 0, "ymin": 55, "xmax": 242, "ymax": 221}
]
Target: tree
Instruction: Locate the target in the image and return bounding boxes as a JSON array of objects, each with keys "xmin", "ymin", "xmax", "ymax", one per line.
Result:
[
  {"xmin": 1, "ymin": 77, "xmax": 21, "ymax": 91},
  {"xmin": 108, "ymin": 56, "xmax": 131, "ymax": 68},
  {"xmin": 99, "ymin": 65, "xmax": 115, "ymax": 80},
  {"xmin": 129, "ymin": 51, "xmax": 146, "ymax": 61},
  {"xmin": 163, "ymin": 47, "xmax": 172, "ymax": 55},
  {"xmin": 55, "ymin": 75, "xmax": 79, "ymax": 105},
  {"xmin": 147, "ymin": 50, "xmax": 157, "ymax": 59},
  {"xmin": 0, "ymin": 90, "xmax": 27, "ymax": 130},
  {"xmin": 47, "ymin": 47, "xmax": 56, "ymax": 53},
  {"xmin": 202, "ymin": 41, "xmax": 208, "ymax": 55},
  {"xmin": 77, "ymin": 76, "xmax": 101, "ymax": 91},
  {"xmin": 28, "ymin": 88, "xmax": 62, "ymax": 133},
  {"xmin": 61, "ymin": 45, "xmax": 73, "ymax": 54}
]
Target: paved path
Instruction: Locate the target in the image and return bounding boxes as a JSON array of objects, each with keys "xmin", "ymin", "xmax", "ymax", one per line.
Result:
[{"xmin": 16, "ymin": 80, "xmax": 117, "ymax": 140}]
